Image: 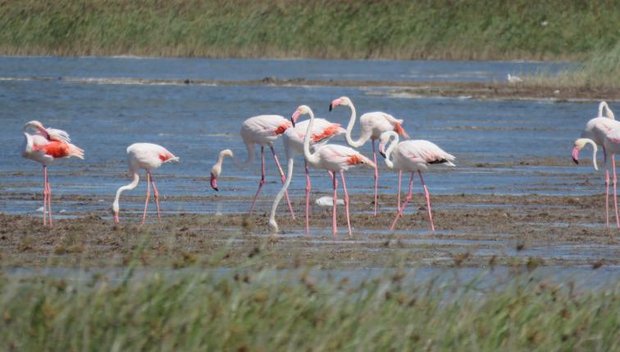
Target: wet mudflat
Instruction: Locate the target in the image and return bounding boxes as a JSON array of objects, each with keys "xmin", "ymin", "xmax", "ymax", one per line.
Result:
[{"xmin": 1, "ymin": 193, "xmax": 617, "ymax": 269}]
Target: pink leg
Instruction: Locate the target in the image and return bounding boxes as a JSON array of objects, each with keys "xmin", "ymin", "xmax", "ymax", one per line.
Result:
[
  {"xmin": 397, "ymin": 170, "xmax": 402, "ymax": 212},
  {"xmin": 305, "ymin": 160, "xmax": 311, "ymax": 235},
  {"xmin": 42, "ymin": 166, "xmax": 48, "ymax": 226},
  {"xmin": 332, "ymin": 171, "xmax": 338, "ymax": 237},
  {"xmin": 390, "ymin": 172, "xmax": 414, "ymax": 230},
  {"xmin": 603, "ymin": 148, "xmax": 610, "ymax": 227},
  {"xmin": 418, "ymin": 171, "xmax": 435, "ymax": 232},
  {"xmin": 372, "ymin": 140, "xmax": 379, "ymax": 216},
  {"xmin": 270, "ymin": 145, "xmax": 295, "ymax": 219},
  {"xmin": 142, "ymin": 172, "xmax": 151, "ymax": 225},
  {"xmin": 149, "ymin": 171, "xmax": 161, "ymax": 221},
  {"xmin": 249, "ymin": 146, "xmax": 266, "ymax": 214},
  {"xmin": 340, "ymin": 170, "xmax": 352, "ymax": 237},
  {"xmin": 613, "ymin": 155, "xmax": 620, "ymax": 228},
  {"xmin": 46, "ymin": 172, "xmax": 53, "ymax": 226}
]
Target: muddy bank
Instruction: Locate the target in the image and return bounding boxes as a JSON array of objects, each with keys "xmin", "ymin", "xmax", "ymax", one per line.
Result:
[{"xmin": 1, "ymin": 193, "xmax": 618, "ymax": 269}]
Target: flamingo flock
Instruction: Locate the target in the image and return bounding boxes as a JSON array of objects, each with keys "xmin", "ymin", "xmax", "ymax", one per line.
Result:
[{"xmin": 21, "ymin": 99, "xmax": 614, "ymax": 235}]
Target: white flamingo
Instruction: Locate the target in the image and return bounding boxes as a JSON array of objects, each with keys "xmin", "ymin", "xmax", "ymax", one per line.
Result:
[
  {"xmin": 329, "ymin": 96, "xmax": 409, "ymax": 216},
  {"xmin": 209, "ymin": 149, "xmax": 234, "ymax": 191},
  {"xmin": 378, "ymin": 131, "xmax": 455, "ymax": 231}
]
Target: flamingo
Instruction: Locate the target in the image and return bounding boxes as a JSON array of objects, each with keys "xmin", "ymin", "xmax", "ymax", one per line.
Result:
[
  {"xmin": 575, "ymin": 102, "xmax": 620, "ymax": 227},
  {"xmin": 209, "ymin": 149, "xmax": 234, "ymax": 191},
  {"xmin": 268, "ymin": 116, "xmax": 345, "ymax": 234},
  {"xmin": 22, "ymin": 120, "xmax": 84, "ymax": 226},
  {"xmin": 112, "ymin": 143, "xmax": 179, "ymax": 224},
  {"xmin": 240, "ymin": 114, "xmax": 295, "ymax": 217},
  {"xmin": 378, "ymin": 131, "xmax": 455, "ymax": 231},
  {"xmin": 290, "ymin": 105, "xmax": 375, "ymax": 237},
  {"xmin": 329, "ymin": 96, "xmax": 409, "ymax": 216}
]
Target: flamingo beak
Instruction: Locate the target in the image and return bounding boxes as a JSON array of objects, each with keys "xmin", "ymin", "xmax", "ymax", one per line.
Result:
[
  {"xmin": 291, "ymin": 110, "xmax": 301, "ymax": 127},
  {"xmin": 571, "ymin": 146, "xmax": 580, "ymax": 165},
  {"xmin": 329, "ymin": 98, "xmax": 340, "ymax": 112},
  {"xmin": 328, "ymin": 103, "xmax": 333, "ymax": 112},
  {"xmin": 210, "ymin": 173, "xmax": 219, "ymax": 191},
  {"xmin": 379, "ymin": 143, "xmax": 386, "ymax": 158}
]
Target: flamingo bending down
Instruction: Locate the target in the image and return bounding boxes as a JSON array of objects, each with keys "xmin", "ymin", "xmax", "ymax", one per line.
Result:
[
  {"xmin": 576, "ymin": 102, "xmax": 620, "ymax": 227},
  {"xmin": 291, "ymin": 105, "xmax": 375, "ymax": 237},
  {"xmin": 112, "ymin": 143, "xmax": 179, "ymax": 224},
  {"xmin": 210, "ymin": 149, "xmax": 234, "ymax": 191},
  {"xmin": 378, "ymin": 131, "xmax": 455, "ymax": 232},
  {"xmin": 329, "ymin": 96, "xmax": 409, "ymax": 216},
  {"xmin": 240, "ymin": 115, "xmax": 295, "ymax": 217},
  {"xmin": 22, "ymin": 120, "xmax": 84, "ymax": 226},
  {"xmin": 268, "ymin": 117, "xmax": 345, "ymax": 234}
]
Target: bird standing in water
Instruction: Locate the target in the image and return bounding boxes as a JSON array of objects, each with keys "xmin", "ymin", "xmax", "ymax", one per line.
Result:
[{"xmin": 22, "ymin": 120, "xmax": 84, "ymax": 226}]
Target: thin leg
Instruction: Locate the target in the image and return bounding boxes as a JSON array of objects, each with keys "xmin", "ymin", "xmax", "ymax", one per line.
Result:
[
  {"xmin": 269, "ymin": 145, "xmax": 295, "ymax": 219},
  {"xmin": 46, "ymin": 172, "xmax": 53, "ymax": 226},
  {"xmin": 149, "ymin": 171, "xmax": 161, "ymax": 221},
  {"xmin": 249, "ymin": 146, "xmax": 266, "ymax": 214},
  {"xmin": 142, "ymin": 172, "xmax": 151, "ymax": 225},
  {"xmin": 418, "ymin": 171, "xmax": 435, "ymax": 232},
  {"xmin": 332, "ymin": 171, "xmax": 338, "ymax": 237},
  {"xmin": 305, "ymin": 160, "xmax": 311, "ymax": 235},
  {"xmin": 604, "ymin": 148, "xmax": 610, "ymax": 227},
  {"xmin": 390, "ymin": 172, "xmax": 414, "ymax": 230},
  {"xmin": 340, "ymin": 170, "xmax": 352, "ymax": 237},
  {"xmin": 372, "ymin": 139, "xmax": 379, "ymax": 216},
  {"xmin": 397, "ymin": 170, "xmax": 402, "ymax": 212},
  {"xmin": 42, "ymin": 166, "xmax": 48, "ymax": 226},
  {"xmin": 613, "ymin": 155, "xmax": 619, "ymax": 228}
]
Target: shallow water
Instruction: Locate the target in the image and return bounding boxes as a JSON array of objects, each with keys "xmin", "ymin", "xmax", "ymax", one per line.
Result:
[{"xmin": 0, "ymin": 56, "xmax": 601, "ymax": 218}]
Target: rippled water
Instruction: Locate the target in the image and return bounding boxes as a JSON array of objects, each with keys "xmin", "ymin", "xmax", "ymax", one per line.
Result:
[{"xmin": 0, "ymin": 56, "xmax": 600, "ymax": 217}]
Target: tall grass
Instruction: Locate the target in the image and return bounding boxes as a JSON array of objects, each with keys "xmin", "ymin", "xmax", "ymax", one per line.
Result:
[
  {"xmin": 1, "ymin": 0, "xmax": 619, "ymax": 61},
  {"xmin": 1, "ymin": 263, "xmax": 619, "ymax": 351}
]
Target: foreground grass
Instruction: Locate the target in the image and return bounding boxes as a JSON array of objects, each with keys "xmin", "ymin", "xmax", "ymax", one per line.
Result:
[{"xmin": 1, "ymin": 262, "xmax": 619, "ymax": 351}]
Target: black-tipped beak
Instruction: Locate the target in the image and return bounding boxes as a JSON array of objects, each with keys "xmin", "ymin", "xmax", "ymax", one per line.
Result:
[
  {"xmin": 210, "ymin": 173, "xmax": 219, "ymax": 191},
  {"xmin": 290, "ymin": 118, "xmax": 295, "ymax": 128},
  {"xmin": 328, "ymin": 103, "xmax": 333, "ymax": 112},
  {"xmin": 380, "ymin": 151, "xmax": 386, "ymax": 158},
  {"xmin": 572, "ymin": 157, "xmax": 579, "ymax": 165}
]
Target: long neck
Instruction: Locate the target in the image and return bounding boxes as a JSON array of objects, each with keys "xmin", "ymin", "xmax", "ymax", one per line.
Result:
[
  {"xmin": 384, "ymin": 132, "xmax": 399, "ymax": 169},
  {"xmin": 269, "ymin": 157, "xmax": 294, "ymax": 232},
  {"xmin": 112, "ymin": 172, "xmax": 140, "ymax": 214},
  {"xmin": 584, "ymin": 139, "xmax": 599, "ymax": 171},
  {"xmin": 303, "ymin": 110, "xmax": 321, "ymax": 165},
  {"xmin": 344, "ymin": 102, "xmax": 366, "ymax": 148},
  {"xmin": 599, "ymin": 102, "xmax": 615, "ymax": 120}
]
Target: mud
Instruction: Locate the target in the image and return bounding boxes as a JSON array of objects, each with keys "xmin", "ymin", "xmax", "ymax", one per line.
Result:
[{"xmin": 1, "ymin": 193, "xmax": 618, "ymax": 269}]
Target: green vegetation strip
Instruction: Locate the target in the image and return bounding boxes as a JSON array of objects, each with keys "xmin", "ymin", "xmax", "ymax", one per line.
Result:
[{"xmin": 1, "ymin": 264, "xmax": 619, "ymax": 351}]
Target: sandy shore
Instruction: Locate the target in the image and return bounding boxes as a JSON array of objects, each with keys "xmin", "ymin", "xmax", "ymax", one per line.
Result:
[{"xmin": 1, "ymin": 193, "xmax": 618, "ymax": 269}]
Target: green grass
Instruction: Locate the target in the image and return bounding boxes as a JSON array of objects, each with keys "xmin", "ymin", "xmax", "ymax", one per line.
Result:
[
  {"xmin": 1, "ymin": 261, "xmax": 620, "ymax": 351},
  {"xmin": 0, "ymin": 0, "xmax": 619, "ymax": 61}
]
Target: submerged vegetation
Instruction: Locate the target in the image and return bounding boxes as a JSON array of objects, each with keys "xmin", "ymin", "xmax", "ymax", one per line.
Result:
[{"xmin": 2, "ymin": 262, "xmax": 620, "ymax": 351}]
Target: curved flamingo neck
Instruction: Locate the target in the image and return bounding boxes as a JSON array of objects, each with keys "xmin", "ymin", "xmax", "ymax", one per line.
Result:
[
  {"xmin": 583, "ymin": 138, "xmax": 599, "ymax": 170},
  {"xmin": 384, "ymin": 131, "xmax": 399, "ymax": 169},
  {"xmin": 269, "ymin": 157, "xmax": 294, "ymax": 232},
  {"xmin": 112, "ymin": 171, "xmax": 140, "ymax": 214},
  {"xmin": 303, "ymin": 109, "xmax": 321, "ymax": 166},
  {"xmin": 344, "ymin": 102, "xmax": 367, "ymax": 148}
]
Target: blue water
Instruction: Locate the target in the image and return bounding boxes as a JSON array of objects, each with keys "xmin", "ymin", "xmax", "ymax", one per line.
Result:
[{"xmin": 0, "ymin": 56, "xmax": 601, "ymax": 218}]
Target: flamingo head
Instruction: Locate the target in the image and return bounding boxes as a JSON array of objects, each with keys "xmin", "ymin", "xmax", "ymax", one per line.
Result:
[
  {"xmin": 378, "ymin": 131, "xmax": 398, "ymax": 158},
  {"xmin": 23, "ymin": 120, "xmax": 47, "ymax": 135},
  {"xmin": 572, "ymin": 138, "xmax": 598, "ymax": 171},
  {"xmin": 111, "ymin": 202, "xmax": 120, "ymax": 224},
  {"xmin": 328, "ymin": 96, "xmax": 351, "ymax": 111},
  {"xmin": 291, "ymin": 105, "xmax": 312, "ymax": 127}
]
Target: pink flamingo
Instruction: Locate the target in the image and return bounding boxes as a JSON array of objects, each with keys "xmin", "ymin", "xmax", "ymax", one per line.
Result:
[
  {"xmin": 209, "ymin": 149, "xmax": 234, "ymax": 191},
  {"xmin": 22, "ymin": 120, "xmax": 84, "ymax": 226},
  {"xmin": 268, "ymin": 117, "xmax": 345, "ymax": 234},
  {"xmin": 112, "ymin": 143, "xmax": 179, "ymax": 224},
  {"xmin": 240, "ymin": 114, "xmax": 295, "ymax": 217},
  {"xmin": 574, "ymin": 101, "xmax": 620, "ymax": 227},
  {"xmin": 378, "ymin": 131, "xmax": 455, "ymax": 232},
  {"xmin": 292, "ymin": 105, "xmax": 375, "ymax": 237},
  {"xmin": 329, "ymin": 96, "xmax": 409, "ymax": 216}
]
